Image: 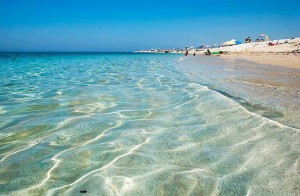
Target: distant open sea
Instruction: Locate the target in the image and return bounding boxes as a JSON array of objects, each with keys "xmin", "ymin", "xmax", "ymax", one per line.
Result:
[{"xmin": 0, "ymin": 53, "xmax": 299, "ymax": 195}]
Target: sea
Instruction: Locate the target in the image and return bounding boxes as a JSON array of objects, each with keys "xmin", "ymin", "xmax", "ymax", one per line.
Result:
[{"xmin": 0, "ymin": 52, "xmax": 299, "ymax": 195}]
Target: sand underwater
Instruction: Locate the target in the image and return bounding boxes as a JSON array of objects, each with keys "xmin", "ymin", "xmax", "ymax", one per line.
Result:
[{"xmin": 0, "ymin": 53, "xmax": 299, "ymax": 195}]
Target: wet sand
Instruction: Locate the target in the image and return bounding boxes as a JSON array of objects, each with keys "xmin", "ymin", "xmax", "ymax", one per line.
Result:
[{"xmin": 179, "ymin": 55, "xmax": 300, "ymax": 129}]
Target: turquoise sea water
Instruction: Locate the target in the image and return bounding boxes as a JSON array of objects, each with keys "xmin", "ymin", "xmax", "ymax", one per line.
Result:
[{"xmin": 0, "ymin": 53, "xmax": 299, "ymax": 195}]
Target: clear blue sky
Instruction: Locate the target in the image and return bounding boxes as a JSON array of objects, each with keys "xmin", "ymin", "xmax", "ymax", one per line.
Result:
[{"xmin": 0, "ymin": 0, "xmax": 299, "ymax": 52}]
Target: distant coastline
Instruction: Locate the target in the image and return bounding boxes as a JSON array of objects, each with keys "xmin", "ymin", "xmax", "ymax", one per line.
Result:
[{"xmin": 135, "ymin": 37, "xmax": 300, "ymax": 55}]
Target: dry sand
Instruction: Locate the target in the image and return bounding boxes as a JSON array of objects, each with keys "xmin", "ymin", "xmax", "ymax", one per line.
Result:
[{"xmin": 220, "ymin": 54, "xmax": 300, "ymax": 69}]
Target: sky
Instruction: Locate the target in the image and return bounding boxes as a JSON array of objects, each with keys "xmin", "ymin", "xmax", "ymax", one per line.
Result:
[{"xmin": 0, "ymin": 0, "xmax": 299, "ymax": 52}]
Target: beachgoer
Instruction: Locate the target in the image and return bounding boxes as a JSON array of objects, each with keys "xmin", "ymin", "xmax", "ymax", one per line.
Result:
[
  {"xmin": 184, "ymin": 47, "xmax": 189, "ymax": 56},
  {"xmin": 245, "ymin": 37, "xmax": 251, "ymax": 43},
  {"xmin": 193, "ymin": 52, "xmax": 196, "ymax": 56},
  {"xmin": 205, "ymin": 49, "xmax": 211, "ymax": 55},
  {"xmin": 268, "ymin": 42, "xmax": 275, "ymax": 46},
  {"xmin": 184, "ymin": 50, "xmax": 188, "ymax": 56},
  {"xmin": 207, "ymin": 49, "xmax": 211, "ymax": 55}
]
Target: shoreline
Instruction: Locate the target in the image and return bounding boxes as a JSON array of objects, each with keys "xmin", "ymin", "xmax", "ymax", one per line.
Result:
[{"xmin": 179, "ymin": 55, "xmax": 300, "ymax": 129}]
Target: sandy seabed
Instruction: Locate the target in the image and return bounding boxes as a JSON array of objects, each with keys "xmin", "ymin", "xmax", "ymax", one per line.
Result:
[{"xmin": 0, "ymin": 53, "xmax": 299, "ymax": 195}]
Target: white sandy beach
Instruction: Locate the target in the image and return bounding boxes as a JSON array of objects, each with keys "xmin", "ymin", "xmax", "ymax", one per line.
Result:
[
  {"xmin": 221, "ymin": 54, "xmax": 300, "ymax": 69},
  {"xmin": 194, "ymin": 37, "xmax": 300, "ymax": 69}
]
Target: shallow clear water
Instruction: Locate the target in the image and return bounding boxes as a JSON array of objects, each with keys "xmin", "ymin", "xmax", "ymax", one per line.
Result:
[{"xmin": 0, "ymin": 53, "xmax": 299, "ymax": 195}]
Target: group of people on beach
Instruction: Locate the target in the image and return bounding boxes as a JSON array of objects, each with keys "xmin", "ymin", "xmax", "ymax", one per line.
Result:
[
  {"xmin": 246, "ymin": 36, "xmax": 266, "ymax": 43},
  {"xmin": 255, "ymin": 38, "xmax": 265, "ymax": 42},
  {"xmin": 184, "ymin": 47, "xmax": 211, "ymax": 56},
  {"xmin": 184, "ymin": 47, "xmax": 197, "ymax": 56},
  {"xmin": 184, "ymin": 51, "xmax": 197, "ymax": 56}
]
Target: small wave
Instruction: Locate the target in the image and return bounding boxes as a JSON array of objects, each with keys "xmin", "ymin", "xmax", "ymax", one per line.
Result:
[
  {"xmin": 187, "ymin": 83, "xmax": 209, "ymax": 90},
  {"xmin": 0, "ymin": 106, "xmax": 6, "ymax": 114},
  {"xmin": 56, "ymin": 90, "xmax": 63, "ymax": 95},
  {"xmin": 210, "ymin": 88, "xmax": 300, "ymax": 131},
  {"xmin": 230, "ymin": 78, "xmax": 280, "ymax": 89}
]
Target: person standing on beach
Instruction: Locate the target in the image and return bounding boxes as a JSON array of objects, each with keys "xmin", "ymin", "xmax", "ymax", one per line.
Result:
[{"xmin": 185, "ymin": 47, "xmax": 189, "ymax": 56}]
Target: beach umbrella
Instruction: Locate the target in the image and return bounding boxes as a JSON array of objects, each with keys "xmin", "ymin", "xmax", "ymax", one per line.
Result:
[
  {"xmin": 235, "ymin": 40, "xmax": 242, "ymax": 44},
  {"xmin": 258, "ymin": 34, "xmax": 269, "ymax": 41},
  {"xmin": 222, "ymin": 39, "xmax": 236, "ymax": 46}
]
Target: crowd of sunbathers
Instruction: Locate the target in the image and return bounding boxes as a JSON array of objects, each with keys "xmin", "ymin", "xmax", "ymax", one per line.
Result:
[
  {"xmin": 246, "ymin": 36, "xmax": 266, "ymax": 43},
  {"xmin": 255, "ymin": 38, "xmax": 265, "ymax": 42}
]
